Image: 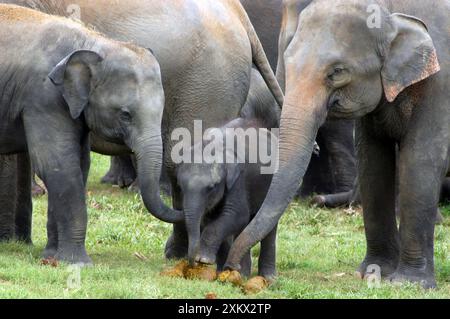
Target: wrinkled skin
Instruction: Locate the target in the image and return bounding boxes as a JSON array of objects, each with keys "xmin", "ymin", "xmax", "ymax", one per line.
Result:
[
  {"xmin": 0, "ymin": 5, "xmax": 166, "ymax": 264},
  {"xmin": 4, "ymin": 0, "xmax": 283, "ymax": 260},
  {"xmin": 226, "ymin": 0, "xmax": 450, "ymax": 289},
  {"xmin": 0, "ymin": 154, "xmax": 32, "ymax": 242},
  {"xmin": 242, "ymin": 0, "xmax": 357, "ymax": 198},
  {"xmin": 104, "ymin": 0, "xmax": 355, "ymax": 203},
  {"xmin": 177, "ymin": 69, "xmax": 279, "ymax": 279}
]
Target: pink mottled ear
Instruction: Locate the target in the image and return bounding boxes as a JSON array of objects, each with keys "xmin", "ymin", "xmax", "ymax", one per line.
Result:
[{"xmin": 381, "ymin": 13, "xmax": 440, "ymax": 103}]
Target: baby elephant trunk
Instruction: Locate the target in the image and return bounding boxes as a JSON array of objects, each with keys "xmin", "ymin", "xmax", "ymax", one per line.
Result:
[{"xmin": 183, "ymin": 194, "xmax": 207, "ymax": 265}]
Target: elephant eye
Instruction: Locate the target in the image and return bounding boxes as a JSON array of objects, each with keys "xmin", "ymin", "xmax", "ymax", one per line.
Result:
[
  {"xmin": 327, "ymin": 66, "xmax": 350, "ymax": 87},
  {"xmin": 120, "ymin": 110, "xmax": 132, "ymax": 123}
]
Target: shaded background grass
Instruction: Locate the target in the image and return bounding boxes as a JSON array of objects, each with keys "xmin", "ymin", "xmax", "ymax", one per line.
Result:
[{"xmin": 0, "ymin": 154, "xmax": 449, "ymax": 298}]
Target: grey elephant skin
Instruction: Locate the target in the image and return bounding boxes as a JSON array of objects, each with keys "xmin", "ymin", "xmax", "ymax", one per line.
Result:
[
  {"xmin": 0, "ymin": 4, "xmax": 166, "ymax": 264},
  {"xmin": 177, "ymin": 69, "xmax": 279, "ymax": 279},
  {"xmin": 226, "ymin": 0, "xmax": 450, "ymax": 289},
  {"xmin": 0, "ymin": 154, "xmax": 31, "ymax": 242},
  {"xmin": 2, "ymin": 0, "xmax": 283, "ymax": 259},
  {"xmin": 242, "ymin": 0, "xmax": 357, "ymax": 198}
]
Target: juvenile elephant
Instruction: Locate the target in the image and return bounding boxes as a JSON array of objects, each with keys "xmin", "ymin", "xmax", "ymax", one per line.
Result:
[
  {"xmin": 176, "ymin": 69, "xmax": 279, "ymax": 279},
  {"xmin": 0, "ymin": 4, "xmax": 166, "ymax": 264},
  {"xmin": 226, "ymin": 0, "xmax": 450, "ymax": 288},
  {"xmin": 6, "ymin": 0, "xmax": 284, "ymax": 260}
]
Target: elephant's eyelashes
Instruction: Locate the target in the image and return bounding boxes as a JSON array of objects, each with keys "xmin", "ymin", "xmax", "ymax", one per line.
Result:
[
  {"xmin": 327, "ymin": 67, "xmax": 351, "ymax": 88},
  {"xmin": 119, "ymin": 110, "xmax": 132, "ymax": 123}
]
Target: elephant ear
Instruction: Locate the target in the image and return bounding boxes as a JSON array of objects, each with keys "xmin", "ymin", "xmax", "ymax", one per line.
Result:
[
  {"xmin": 48, "ymin": 50, "xmax": 104, "ymax": 119},
  {"xmin": 381, "ymin": 13, "xmax": 440, "ymax": 103}
]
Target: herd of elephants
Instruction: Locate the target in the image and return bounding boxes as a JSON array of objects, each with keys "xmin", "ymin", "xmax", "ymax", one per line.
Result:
[{"xmin": 0, "ymin": 0, "xmax": 449, "ymax": 290}]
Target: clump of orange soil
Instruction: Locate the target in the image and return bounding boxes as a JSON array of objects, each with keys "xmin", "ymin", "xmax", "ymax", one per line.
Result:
[
  {"xmin": 161, "ymin": 261, "xmax": 217, "ymax": 281},
  {"xmin": 160, "ymin": 260, "xmax": 189, "ymax": 278},
  {"xmin": 242, "ymin": 276, "xmax": 269, "ymax": 295},
  {"xmin": 185, "ymin": 264, "xmax": 217, "ymax": 282},
  {"xmin": 205, "ymin": 292, "xmax": 218, "ymax": 299},
  {"xmin": 217, "ymin": 270, "xmax": 243, "ymax": 286}
]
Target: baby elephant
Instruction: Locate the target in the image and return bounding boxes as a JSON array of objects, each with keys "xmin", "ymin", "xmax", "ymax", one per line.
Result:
[
  {"xmin": 177, "ymin": 67, "xmax": 280, "ymax": 278},
  {"xmin": 0, "ymin": 5, "xmax": 167, "ymax": 264}
]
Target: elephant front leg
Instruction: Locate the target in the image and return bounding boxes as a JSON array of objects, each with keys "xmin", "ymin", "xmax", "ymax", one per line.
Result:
[
  {"xmin": 197, "ymin": 187, "xmax": 250, "ymax": 266},
  {"xmin": 356, "ymin": 120, "xmax": 399, "ymax": 279},
  {"xmin": 42, "ymin": 169, "xmax": 91, "ymax": 265},
  {"xmin": 389, "ymin": 144, "xmax": 448, "ymax": 288},
  {"xmin": 258, "ymin": 225, "xmax": 278, "ymax": 280}
]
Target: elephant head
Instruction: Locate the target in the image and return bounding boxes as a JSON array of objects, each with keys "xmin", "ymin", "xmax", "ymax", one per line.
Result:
[
  {"xmin": 225, "ymin": 0, "xmax": 440, "ymax": 269},
  {"xmin": 177, "ymin": 135, "xmax": 242, "ymax": 264},
  {"xmin": 48, "ymin": 47, "xmax": 183, "ymax": 223}
]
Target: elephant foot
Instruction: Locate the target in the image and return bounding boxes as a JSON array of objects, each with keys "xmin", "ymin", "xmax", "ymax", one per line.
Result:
[
  {"xmin": 101, "ymin": 163, "xmax": 136, "ymax": 188},
  {"xmin": 388, "ymin": 269, "xmax": 436, "ymax": 289},
  {"xmin": 164, "ymin": 234, "xmax": 188, "ymax": 260},
  {"xmin": 53, "ymin": 243, "xmax": 93, "ymax": 266},
  {"xmin": 128, "ymin": 180, "xmax": 140, "ymax": 193},
  {"xmin": 42, "ymin": 245, "xmax": 58, "ymax": 259},
  {"xmin": 195, "ymin": 246, "xmax": 217, "ymax": 265},
  {"xmin": 356, "ymin": 255, "xmax": 398, "ymax": 279},
  {"xmin": 258, "ymin": 269, "xmax": 277, "ymax": 283}
]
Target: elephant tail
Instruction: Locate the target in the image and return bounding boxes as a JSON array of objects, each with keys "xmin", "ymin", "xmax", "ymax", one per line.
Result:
[{"xmin": 232, "ymin": 0, "xmax": 284, "ymax": 108}]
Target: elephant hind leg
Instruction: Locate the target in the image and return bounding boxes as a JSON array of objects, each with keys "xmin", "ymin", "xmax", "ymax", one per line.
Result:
[
  {"xmin": 14, "ymin": 153, "xmax": 32, "ymax": 243},
  {"xmin": 101, "ymin": 155, "xmax": 136, "ymax": 188},
  {"xmin": 0, "ymin": 155, "xmax": 17, "ymax": 241}
]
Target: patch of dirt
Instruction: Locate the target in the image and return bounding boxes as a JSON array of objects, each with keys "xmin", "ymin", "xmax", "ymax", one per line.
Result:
[
  {"xmin": 40, "ymin": 257, "xmax": 59, "ymax": 268},
  {"xmin": 217, "ymin": 270, "xmax": 243, "ymax": 286},
  {"xmin": 242, "ymin": 276, "xmax": 269, "ymax": 295}
]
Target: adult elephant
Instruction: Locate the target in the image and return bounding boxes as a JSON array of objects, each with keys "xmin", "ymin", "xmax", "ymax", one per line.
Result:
[
  {"xmin": 241, "ymin": 0, "xmax": 357, "ymax": 198},
  {"xmin": 6, "ymin": 0, "xmax": 283, "ymax": 259},
  {"xmin": 226, "ymin": 0, "xmax": 449, "ymax": 288}
]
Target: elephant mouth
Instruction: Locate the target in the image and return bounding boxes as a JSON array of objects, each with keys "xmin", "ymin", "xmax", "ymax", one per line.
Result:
[{"xmin": 328, "ymin": 104, "xmax": 376, "ymax": 119}]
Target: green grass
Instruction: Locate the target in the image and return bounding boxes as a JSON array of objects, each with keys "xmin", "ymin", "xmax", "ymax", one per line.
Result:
[{"xmin": 1, "ymin": 154, "xmax": 449, "ymax": 299}]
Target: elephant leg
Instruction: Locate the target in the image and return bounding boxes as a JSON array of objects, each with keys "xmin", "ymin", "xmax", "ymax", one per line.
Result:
[
  {"xmin": 164, "ymin": 183, "xmax": 188, "ymax": 260},
  {"xmin": 321, "ymin": 119, "xmax": 356, "ymax": 193},
  {"xmin": 240, "ymin": 250, "xmax": 252, "ymax": 279},
  {"xmin": 299, "ymin": 129, "xmax": 333, "ymax": 197},
  {"xmin": 440, "ymin": 177, "xmax": 450, "ymax": 202},
  {"xmin": 101, "ymin": 155, "xmax": 136, "ymax": 188},
  {"xmin": 80, "ymin": 134, "xmax": 91, "ymax": 187},
  {"xmin": 258, "ymin": 225, "xmax": 278, "ymax": 280},
  {"xmin": 0, "ymin": 155, "xmax": 17, "ymax": 241},
  {"xmin": 216, "ymin": 238, "xmax": 232, "ymax": 272},
  {"xmin": 312, "ymin": 190, "xmax": 354, "ymax": 208},
  {"xmin": 29, "ymin": 136, "xmax": 91, "ymax": 265},
  {"xmin": 389, "ymin": 143, "xmax": 448, "ymax": 289},
  {"xmin": 14, "ymin": 153, "xmax": 32, "ymax": 243},
  {"xmin": 196, "ymin": 190, "xmax": 250, "ymax": 265},
  {"xmin": 356, "ymin": 120, "xmax": 399, "ymax": 279}
]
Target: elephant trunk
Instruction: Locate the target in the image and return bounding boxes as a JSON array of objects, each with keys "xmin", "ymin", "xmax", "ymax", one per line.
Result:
[
  {"xmin": 183, "ymin": 195, "xmax": 206, "ymax": 265},
  {"xmin": 225, "ymin": 94, "xmax": 327, "ymax": 270},
  {"xmin": 132, "ymin": 133, "xmax": 184, "ymax": 224}
]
